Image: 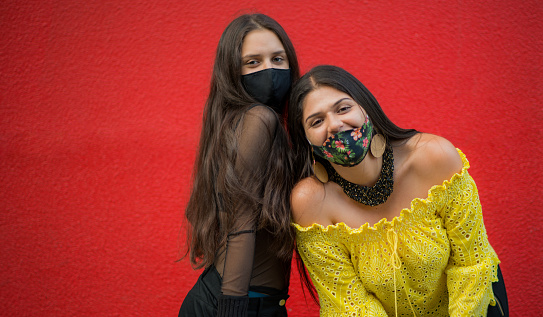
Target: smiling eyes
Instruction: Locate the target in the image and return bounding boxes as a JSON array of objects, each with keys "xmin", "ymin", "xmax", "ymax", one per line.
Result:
[{"xmin": 308, "ymin": 104, "xmax": 354, "ymax": 128}]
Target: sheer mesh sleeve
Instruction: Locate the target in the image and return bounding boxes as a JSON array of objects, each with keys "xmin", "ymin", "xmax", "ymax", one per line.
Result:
[{"xmin": 217, "ymin": 105, "xmax": 279, "ymax": 297}]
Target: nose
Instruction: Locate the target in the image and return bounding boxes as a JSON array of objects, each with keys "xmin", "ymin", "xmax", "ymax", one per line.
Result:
[
  {"xmin": 327, "ymin": 114, "xmax": 344, "ymax": 138},
  {"xmin": 262, "ymin": 59, "xmax": 272, "ymax": 70}
]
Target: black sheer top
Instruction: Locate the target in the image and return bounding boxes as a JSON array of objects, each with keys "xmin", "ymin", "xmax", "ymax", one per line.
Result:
[{"xmin": 214, "ymin": 105, "xmax": 290, "ymax": 297}]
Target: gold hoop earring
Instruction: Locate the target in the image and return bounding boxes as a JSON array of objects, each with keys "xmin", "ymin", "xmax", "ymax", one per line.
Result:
[
  {"xmin": 311, "ymin": 149, "xmax": 328, "ymax": 183},
  {"xmin": 370, "ymin": 134, "xmax": 386, "ymax": 158}
]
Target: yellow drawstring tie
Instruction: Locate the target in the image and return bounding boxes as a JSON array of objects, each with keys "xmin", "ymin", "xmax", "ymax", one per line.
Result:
[
  {"xmin": 387, "ymin": 229, "xmax": 401, "ymax": 317},
  {"xmin": 387, "ymin": 228, "xmax": 417, "ymax": 317}
]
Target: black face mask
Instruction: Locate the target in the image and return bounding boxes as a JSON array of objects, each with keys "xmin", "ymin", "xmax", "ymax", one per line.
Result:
[{"xmin": 241, "ymin": 68, "xmax": 291, "ymax": 113}]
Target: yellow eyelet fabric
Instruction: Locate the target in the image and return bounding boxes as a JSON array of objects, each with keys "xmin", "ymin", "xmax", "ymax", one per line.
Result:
[{"xmin": 293, "ymin": 149, "xmax": 500, "ymax": 317}]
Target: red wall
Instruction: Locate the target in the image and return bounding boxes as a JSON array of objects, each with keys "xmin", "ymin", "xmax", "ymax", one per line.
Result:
[{"xmin": 1, "ymin": 0, "xmax": 541, "ymax": 315}]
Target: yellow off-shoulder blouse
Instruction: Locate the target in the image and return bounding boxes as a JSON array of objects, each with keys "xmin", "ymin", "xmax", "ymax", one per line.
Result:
[{"xmin": 293, "ymin": 150, "xmax": 500, "ymax": 317}]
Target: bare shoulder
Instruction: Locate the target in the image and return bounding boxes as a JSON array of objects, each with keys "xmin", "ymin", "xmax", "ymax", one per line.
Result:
[
  {"xmin": 404, "ymin": 133, "xmax": 463, "ymax": 184},
  {"xmin": 290, "ymin": 176, "xmax": 327, "ymax": 227}
]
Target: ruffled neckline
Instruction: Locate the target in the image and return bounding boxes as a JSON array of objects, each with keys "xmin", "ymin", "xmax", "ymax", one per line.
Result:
[{"xmin": 292, "ymin": 148, "xmax": 470, "ymax": 234}]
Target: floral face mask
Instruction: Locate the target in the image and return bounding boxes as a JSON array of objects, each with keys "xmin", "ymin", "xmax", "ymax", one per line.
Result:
[{"xmin": 311, "ymin": 116, "xmax": 373, "ymax": 167}]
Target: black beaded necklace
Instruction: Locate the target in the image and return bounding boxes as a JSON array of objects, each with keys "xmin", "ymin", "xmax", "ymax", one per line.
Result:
[{"xmin": 324, "ymin": 145, "xmax": 394, "ymax": 206}]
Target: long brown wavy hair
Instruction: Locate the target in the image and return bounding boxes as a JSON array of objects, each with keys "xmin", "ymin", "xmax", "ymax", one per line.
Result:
[
  {"xmin": 287, "ymin": 65, "xmax": 419, "ymax": 303},
  {"xmin": 185, "ymin": 14, "xmax": 300, "ymax": 269}
]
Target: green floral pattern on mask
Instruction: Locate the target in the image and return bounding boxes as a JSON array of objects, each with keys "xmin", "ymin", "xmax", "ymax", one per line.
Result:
[{"xmin": 312, "ymin": 117, "xmax": 373, "ymax": 167}]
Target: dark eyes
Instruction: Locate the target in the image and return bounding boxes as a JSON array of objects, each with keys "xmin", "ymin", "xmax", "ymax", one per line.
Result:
[
  {"xmin": 309, "ymin": 118, "xmax": 323, "ymax": 127},
  {"xmin": 243, "ymin": 55, "xmax": 286, "ymax": 66},
  {"xmin": 338, "ymin": 105, "xmax": 351, "ymax": 113},
  {"xmin": 308, "ymin": 104, "xmax": 353, "ymax": 128}
]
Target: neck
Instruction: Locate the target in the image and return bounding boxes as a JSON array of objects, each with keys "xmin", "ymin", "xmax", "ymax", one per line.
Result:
[
  {"xmin": 331, "ymin": 153, "xmax": 383, "ymax": 187},
  {"xmin": 324, "ymin": 145, "xmax": 394, "ymax": 206}
]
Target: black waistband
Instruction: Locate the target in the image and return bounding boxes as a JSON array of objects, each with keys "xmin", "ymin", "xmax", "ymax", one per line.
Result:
[{"xmin": 200, "ymin": 265, "xmax": 289, "ymax": 308}]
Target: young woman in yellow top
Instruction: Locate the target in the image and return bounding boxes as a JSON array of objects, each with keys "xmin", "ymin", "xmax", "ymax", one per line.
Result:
[{"xmin": 287, "ymin": 65, "xmax": 507, "ymax": 316}]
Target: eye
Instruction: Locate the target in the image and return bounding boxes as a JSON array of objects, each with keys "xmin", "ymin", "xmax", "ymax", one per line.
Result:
[
  {"xmin": 309, "ymin": 118, "xmax": 323, "ymax": 128},
  {"xmin": 244, "ymin": 59, "xmax": 259, "ymax": 66},
  {"xmin": 272, "ymin": 55, "xmax": 286, "ymax": 63},
  {"xmin": 337, "ymin": 104, "xmax": 352, "ymax": 113}
]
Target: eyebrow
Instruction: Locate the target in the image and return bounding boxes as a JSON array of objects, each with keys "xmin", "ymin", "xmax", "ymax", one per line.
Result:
[
  {"xmin": 304, "ymin": 98, "xmax": 351, "ymax": 124},
  {"xmin": 242, "ymin": 50, "xmax": 286, "ymax": 59}
]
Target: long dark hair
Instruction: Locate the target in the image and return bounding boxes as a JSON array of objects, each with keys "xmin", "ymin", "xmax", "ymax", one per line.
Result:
[
  {"xmin": 287, "ymin": 65, "xmax": 419, "ymax": 303},
  {"xmin": 288, "ymin": 65, "xmax": 418, "ymax": 181},
  {"xmin": 185, "ymin": 14, "xmax": 300, "ymax": 269}
]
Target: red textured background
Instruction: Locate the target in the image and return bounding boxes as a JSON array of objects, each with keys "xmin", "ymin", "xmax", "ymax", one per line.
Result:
[{"xmin": 1, "ymin": 0, "xmax": 541, "ymax": 316}]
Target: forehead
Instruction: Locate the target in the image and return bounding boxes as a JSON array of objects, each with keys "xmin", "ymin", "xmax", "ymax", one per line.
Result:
[
  {"xmin": 302, "ymin": 86, "xmax": 353, "ymax": 117},
  {"xmin": 241, "ymin": 29, "xmax": 284, "ymax": 56}
]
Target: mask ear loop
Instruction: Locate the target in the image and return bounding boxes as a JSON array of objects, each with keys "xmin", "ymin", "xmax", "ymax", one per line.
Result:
[{"xmin": 308, "ymin": 139, "xmax": 328, "ymax": 183}]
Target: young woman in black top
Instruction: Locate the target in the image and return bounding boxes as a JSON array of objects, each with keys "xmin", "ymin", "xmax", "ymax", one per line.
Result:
[{"xmin": 179, "ymin": 13, "xmax": 300, "ymax": 317}]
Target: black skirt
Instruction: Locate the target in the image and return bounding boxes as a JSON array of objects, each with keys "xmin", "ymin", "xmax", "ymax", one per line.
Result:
[{"xmin": 179, "ymin": 266, "xmax": 289, "ymax": 317}]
